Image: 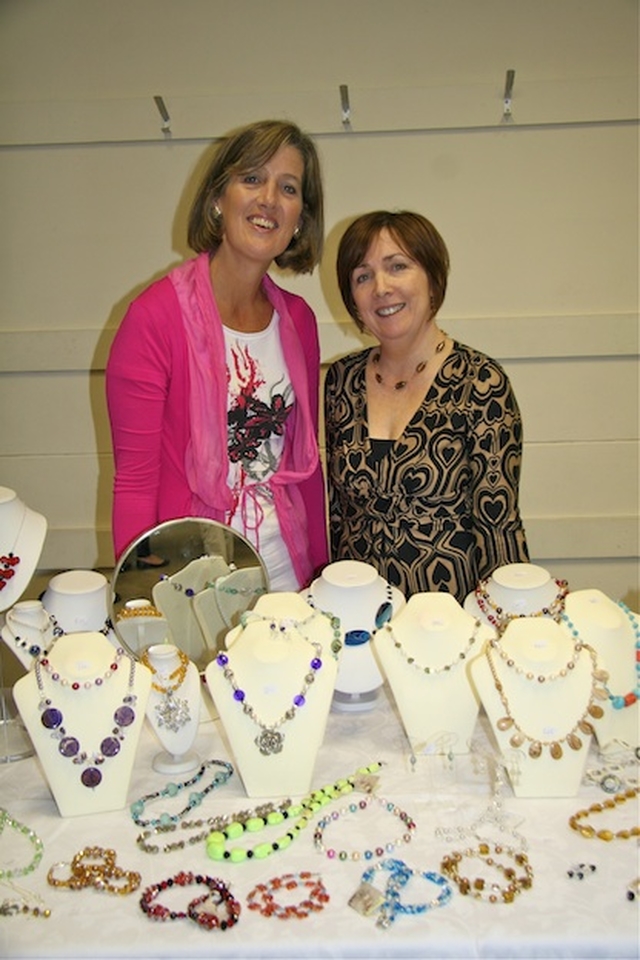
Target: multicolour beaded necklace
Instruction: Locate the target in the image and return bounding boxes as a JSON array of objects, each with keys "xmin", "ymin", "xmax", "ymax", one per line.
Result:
[{"xmin": 35, "ymin": 648, "xmax": 137, "ymax": 788}]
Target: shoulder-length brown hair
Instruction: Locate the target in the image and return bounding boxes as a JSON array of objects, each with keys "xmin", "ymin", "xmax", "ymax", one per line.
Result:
[
  {"xmin": 188, "ymin": 119, "xmax": 324, "ymax": 274},
  {"xmin": 337, "ymin": 211, "xmax": 450, "ymax": 330}
]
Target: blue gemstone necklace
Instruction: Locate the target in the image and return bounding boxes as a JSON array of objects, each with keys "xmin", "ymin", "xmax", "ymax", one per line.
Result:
[{"xmin": 35, "ymin": 647, "xmax": 137, "ymax": 789}]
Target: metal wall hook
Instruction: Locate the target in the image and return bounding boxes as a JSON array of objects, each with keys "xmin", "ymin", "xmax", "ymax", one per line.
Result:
[
  {"xmin": 502, "ymin": 69, "xmax": 515, "ymax": 123},
  {"xmin": 153, "ymin": 95, "xmax": 172, "ymax": 136},
  {"xmin": 339, "ymin": 84, "xmax": 352, "ymax": 129}
]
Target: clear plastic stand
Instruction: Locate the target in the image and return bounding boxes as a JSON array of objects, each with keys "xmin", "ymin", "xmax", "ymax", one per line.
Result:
[{"xmin": 0, "ymin": 651, "xmax": 33, "ymax": 763}]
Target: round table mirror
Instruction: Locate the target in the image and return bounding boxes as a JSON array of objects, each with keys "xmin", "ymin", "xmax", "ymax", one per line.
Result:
[{"xmin": 110, "ymin": 518, "xmax": 269, "ymax": 671}]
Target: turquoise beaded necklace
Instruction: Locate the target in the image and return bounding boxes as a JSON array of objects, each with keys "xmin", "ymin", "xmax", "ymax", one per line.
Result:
[
  {"xmin": 562, "ymin": 603, "xmax": 640, "ymax": 710},
  {"xmin": 130, "ymin": 759, "xmax": 233, "ymax": 828}
]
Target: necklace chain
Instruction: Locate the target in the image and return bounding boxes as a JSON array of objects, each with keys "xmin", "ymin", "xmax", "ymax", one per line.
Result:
[{"xmin": 379, "ymin": 618, "xmax": 481, "ymax": 674}]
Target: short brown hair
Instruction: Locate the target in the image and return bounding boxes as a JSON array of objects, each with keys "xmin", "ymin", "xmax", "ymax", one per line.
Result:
[
  {"xmin": 337, "ymin": 211, "xmax": 450, "ymax": 330},
  {"xmin": 188, "ymin": 119, "xmax": 324, "ymax": 274}
]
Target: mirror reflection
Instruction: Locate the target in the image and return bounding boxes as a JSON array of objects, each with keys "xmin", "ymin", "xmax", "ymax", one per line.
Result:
[{"xmin": 110, "ymin": 518, "xmax": 269, "ymax": 671}]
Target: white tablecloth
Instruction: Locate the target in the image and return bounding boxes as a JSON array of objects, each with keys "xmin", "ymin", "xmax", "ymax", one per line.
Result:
[{"xmin": 1, "ymin": 685, "xmax": 638, "ymax": 959}]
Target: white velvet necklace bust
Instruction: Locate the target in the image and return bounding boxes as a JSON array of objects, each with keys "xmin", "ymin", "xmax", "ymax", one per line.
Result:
[
  {"xmin": 373, "ymin": 593, "xmax": 492, "ymax": 759},
  {"xmin": 205, "ymin": 592, "xmax": 338, "ymax": 798},
  {"xmin": 471, "ymin": 618, "xmax": 605, "ymax": 797},
  {"xmin": 13, "ymin": 632, "xmax": 151, "ymax": 816}
]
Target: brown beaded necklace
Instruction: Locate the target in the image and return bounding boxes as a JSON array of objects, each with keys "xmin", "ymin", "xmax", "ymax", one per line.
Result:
[{"xmin": 371, "ymin": 338, "xmax": 446, "ymax": 391}]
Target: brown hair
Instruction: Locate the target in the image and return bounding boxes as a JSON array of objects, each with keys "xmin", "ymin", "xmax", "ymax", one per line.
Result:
[
  {"xmin": 188, "ymin": 119, "xmax": 324, "ymax": 274},
  {"xmin": 337, "ymin": 211, "xmax": 450, "ymax": 330}
]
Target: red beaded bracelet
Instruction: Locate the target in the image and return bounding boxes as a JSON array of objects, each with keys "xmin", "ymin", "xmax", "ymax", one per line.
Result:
[
  {"xmin": 140, "ymin": 870, "xmax": 240, "ymax": 929},
  {"xmin": 247, "ymin": 871, "xmax": 330, "ymax": 920}
]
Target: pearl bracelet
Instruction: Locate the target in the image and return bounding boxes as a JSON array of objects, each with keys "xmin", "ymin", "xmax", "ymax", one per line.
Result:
[{"xmin": 313, "ymin": 794, "xmax": 416, "ymax": 862}]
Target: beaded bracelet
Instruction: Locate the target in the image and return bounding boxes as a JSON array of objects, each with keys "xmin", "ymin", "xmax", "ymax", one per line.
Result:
[
  {"xmin": 568, "ymin": 787, "xmax": 640, "ymax": 841},
  {"xmin": 47, "ymin": 846, "xmax": 141, "ymax": 895},
  {"xmin": 440, "ymin": 842, "xmax": 533, "ymax": 904},
  {"xmin": 247, "ymin": 871, "xmax": 330, "ymax": 920},
  {"xmin": 206, "ymin": 761, "xmax": 383, "ymax": 864},
  {"xmin": 351, "ymin": 857, "xmax": 452, "ymax": 929},
  {"xmin": 0, "ymin": 809, "xmax": 44, "ymax": 880},
  {"xmin": 140, "ymin": 871, "xmax": 240, "ymax": 930},
  {"xmin": 313, "ymin": 794, "xmax": 416, "ymax": 862},
  {"xmin": 0, "ymin": 879, "xmax": 51, "ymax": 919},
  {"xmin": 130, "ymin": 759, "xmax": 234, "ymax": 828}
]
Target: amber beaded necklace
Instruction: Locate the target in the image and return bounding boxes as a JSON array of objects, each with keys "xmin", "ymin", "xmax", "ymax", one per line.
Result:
[{"xmin": 485, "ymin": 642, "xmax": 608, "ymax": 759}]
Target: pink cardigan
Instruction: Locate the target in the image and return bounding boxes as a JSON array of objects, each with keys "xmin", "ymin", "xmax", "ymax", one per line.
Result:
[{"xmin": 106, "ymin": 254, "xmax": 328, "ymax": 587}]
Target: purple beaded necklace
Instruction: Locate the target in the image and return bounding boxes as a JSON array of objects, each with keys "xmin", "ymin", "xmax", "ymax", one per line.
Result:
[
  {"xmin": 215, "ymin": 612, "xmax": 323, "ymax": 756},
  {"xmin": 35, "ymin": 647, "xmax": 137, "ymax": 788}
]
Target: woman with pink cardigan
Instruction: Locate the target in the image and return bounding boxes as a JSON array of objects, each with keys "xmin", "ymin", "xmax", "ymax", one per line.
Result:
[{"xmin": 106, "ymin": 120, "xmax": 328, "ymax": 590}]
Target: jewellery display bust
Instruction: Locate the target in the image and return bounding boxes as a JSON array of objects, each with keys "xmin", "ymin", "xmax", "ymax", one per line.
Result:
[
  {"xmin": 471, "ymin": 618, "xmax": 606, "ymax": 798},
  {"xmin": 0, "ymin": 486, "xmax": 47, "ymax": 614},
  {"xmin": 305, "ymin": 560, "xmax": 405, "ymax": 712},
  {"xmin": 152, "ymin": 555, "xmax": 232, "ymax": 671},
  {"xmin": 373, "ymin": 593, "xmax": 493, "ymax": 759},
  {"xmin": 13, "ymin": 632, "xmax": 152, "ymax": 817},
  {"xmin": 1, "ymin": 599, "xmax": 62, "ymax": 671},
  {"xmin": 205, "ymin": 592, "xmax": 338, "ymax": 798},
  {"xmin": 464, "ymin": 562, "xmax": 568, "ymax": 634},
  {"xmin": 141, "ymin": 643, "xmax": 201, "ymax": 775},
  {"xmin": 562, "ymin": 589, "xmax": 639, "ymax": 751},
  {"xmin": 42, "ymin": 569, "xmax": 113, "ymax": 637}
]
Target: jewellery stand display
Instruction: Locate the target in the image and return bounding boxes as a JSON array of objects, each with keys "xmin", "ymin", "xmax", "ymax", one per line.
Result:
[
  {"xmin": 1, "ymin": 599, "xmax": 63, "ymax": 672},
  {"xmin": 561, "ymin": 589, "xmax": 639, "ymax": 751},
  {"xmin": 13, "ymin": 632, "xmax": 152, "ymax": 816},
  {"xmin": 471, "ymin": 617, "xmax": 608, "ymax": 798},
  {"xmin": 0, "ymin": 486, "xmax": 47, "ymax": 615},
  {"xmin": 152, "ymin": 555, "xmax": 232, "ymax": 671},
  {"xmin": 205, "ymin": 592, "xmax": 339, "ymax": 797},
  {"xmin": 464, "ymin": 562, "xmax": 569, "ymax": 634},
  {"xmin": 42, "ymin": 569, "xmax": 115, "ymax": 640},
  {"xmin": 115, "ymin": 599, "xmax": 169, "ymax": 656},
  {"xmin": 140, "ymin": 643, "xmax": 201, "ymax": 775},
  {"xmin": 305, "ymin": 560, "xmax": 405, "ymax": 712},
  {"xmin": 373, "ymin": 593, "xmax": 494, "ymax": 761},
  {"xmin": 0, "ymin": 486, "xmax": 47, "ymax": 763},
  {"xmin": 193, "ymin": 565, "xmax": 266, "ymax": 655}
]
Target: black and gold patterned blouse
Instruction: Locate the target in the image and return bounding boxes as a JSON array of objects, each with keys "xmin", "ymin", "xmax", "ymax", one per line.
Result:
[{"xmin": 324, "ymin": 341, "xmax": 529, "ymax": 602}]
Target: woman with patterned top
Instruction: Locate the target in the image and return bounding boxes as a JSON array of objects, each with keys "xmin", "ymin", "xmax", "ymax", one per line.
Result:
[
  {"xmin": 106, "ymin": 120, "xmax": 328, "ymax": 590},
  {"xmin": 325, "ymin": 210, "xmax": 528, "ymax": 602}
]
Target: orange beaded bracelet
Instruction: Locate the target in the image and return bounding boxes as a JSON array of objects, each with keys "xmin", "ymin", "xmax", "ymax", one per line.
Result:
[{"xmin": 247, "ymin": 871, "xmax": 330, "ymax": 920}]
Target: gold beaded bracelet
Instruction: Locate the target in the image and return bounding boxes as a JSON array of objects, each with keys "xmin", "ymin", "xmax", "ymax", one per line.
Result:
[
  {"xmin": 441, "ymin": 842, "xmax": 533, "ymax": 904},
  {"xmin": 47, "ymin": 846, "xmax": 141, "ymax": 895},
  {"xmin": 568, "ymin": 787, "xmax": 640, "ymax": 841}
]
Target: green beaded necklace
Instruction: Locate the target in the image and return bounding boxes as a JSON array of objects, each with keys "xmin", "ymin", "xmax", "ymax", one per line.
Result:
[
  {"xmin": 206, "ymin": 761, "xmax": 382, "ymax": 864},
  {"xmin": 0, "ymin": 809, "xmax": 44, "ymax": 880}
]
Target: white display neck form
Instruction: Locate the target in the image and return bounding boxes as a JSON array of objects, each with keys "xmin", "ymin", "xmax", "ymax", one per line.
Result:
[{"xmin": 471, "ymin": 563, "xmax": 569, "ymax": 633}]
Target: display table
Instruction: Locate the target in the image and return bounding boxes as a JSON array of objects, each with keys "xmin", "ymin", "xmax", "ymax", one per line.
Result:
[{"xmin": 1, "ymin": 684, "xmax": 638, "ymax": 959}]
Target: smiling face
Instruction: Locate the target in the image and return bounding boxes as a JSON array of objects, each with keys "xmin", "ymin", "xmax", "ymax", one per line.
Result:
[
  {"xmin": 350, "ymin": 228, "xmax": 434, "ymax": 347},
  {"xmin": 216, "ymin": 144, "xmax": 304, "ymax": 270}
]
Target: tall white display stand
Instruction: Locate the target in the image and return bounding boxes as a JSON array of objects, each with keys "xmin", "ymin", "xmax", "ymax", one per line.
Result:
[
  {"xmin": 205, "ymin": 592, "xmax": 338, "ymax": 797},
  {"xmin": 141, "ymin": 643, "xmax": 201, "ymax": 774},
  {"xmin": 13, "ymin": 632, "xmax": 151, "ymax": 816},
  {"xmin": 42, "ymin": 569, "xmax": 113, "ymax": 637},
  {"xmin": 471, "ymin": 618, "xmax": 607, "ymax": 797},
  {"xmin": 305, "ymin": 560, "xmax": 405, "ymax": 712},
  {"xmin": 373, "ymin": 593, "xmax": 493, "ymax": 759}
]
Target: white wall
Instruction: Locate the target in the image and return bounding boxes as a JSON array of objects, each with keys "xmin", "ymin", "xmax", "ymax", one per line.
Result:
[{"xmin": 0, "ymin": 0, "xmax": 638, "ymax": 605}]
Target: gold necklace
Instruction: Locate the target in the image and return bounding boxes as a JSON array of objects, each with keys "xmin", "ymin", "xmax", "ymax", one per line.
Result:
[
  {"xmin": 569, "ymin": 787, "xmax": 639, "ymax": 841},
  {"xmin": 371, "ymin": 338, "xmax": 446, "ymax": 391}
]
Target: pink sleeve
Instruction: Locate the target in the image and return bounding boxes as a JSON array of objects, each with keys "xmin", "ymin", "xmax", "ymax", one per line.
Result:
[{"xmin": 105, "ymin": 280, "xmax": 177, "ymax": 559}]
